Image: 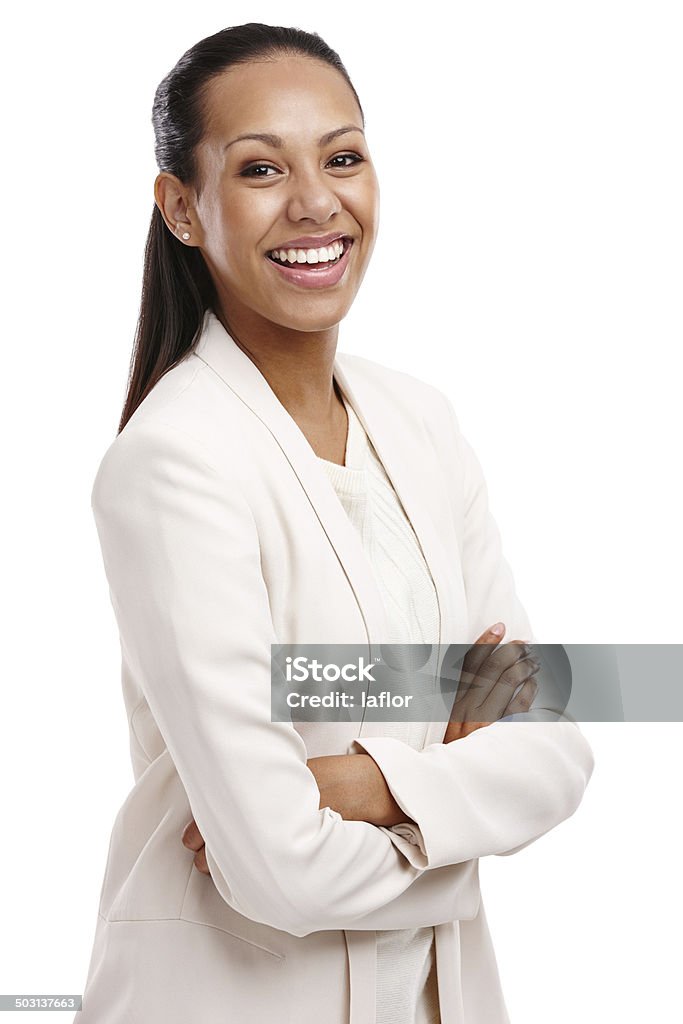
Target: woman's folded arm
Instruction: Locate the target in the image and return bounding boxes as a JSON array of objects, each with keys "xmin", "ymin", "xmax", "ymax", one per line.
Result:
[
  {"xmin": 91, "ymin": 418, "xmax": 481, "ymax": 937},
  {"xmin": 347, "ymin": 718, "xmax": 594, "ymax": 869},
  {"xmin": 349, "ymin": 390, "xmax": 594, "ymax": 869}
]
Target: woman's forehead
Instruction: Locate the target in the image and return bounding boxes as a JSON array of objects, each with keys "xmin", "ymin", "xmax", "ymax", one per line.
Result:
[{"xmin": 201, "ymin": 56, "xmax": 363, "ymax": 143}]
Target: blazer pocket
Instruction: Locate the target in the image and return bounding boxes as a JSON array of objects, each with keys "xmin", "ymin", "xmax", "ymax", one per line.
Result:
[{"xmin": 180, "ymin": 860, "xmax": 287, "ymax": 960}]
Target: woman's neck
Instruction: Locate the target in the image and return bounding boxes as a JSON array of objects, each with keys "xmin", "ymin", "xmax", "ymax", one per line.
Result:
[{"xmin": 213, "ymin": 304, "xmax": 347, "ymax": 456}]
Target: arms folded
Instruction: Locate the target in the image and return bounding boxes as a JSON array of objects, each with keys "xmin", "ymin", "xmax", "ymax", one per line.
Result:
[
  {"xmin": 91, "ymin": 421, "xmax": 475, "ymax": 937},
  {"xmin": 91, "ymin": 391, "xmax": 593, "ymax": 937}
]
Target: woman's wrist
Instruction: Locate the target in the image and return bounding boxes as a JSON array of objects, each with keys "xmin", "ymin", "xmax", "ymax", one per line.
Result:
[{"xmin": 307, "ymin": 753, "xmax": 414, "ymax": 828}]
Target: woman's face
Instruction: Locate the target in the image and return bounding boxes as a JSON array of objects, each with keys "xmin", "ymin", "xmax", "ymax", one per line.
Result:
[{"xmin": 189, "ymin": 55, "xmax": 379, "ymax": 336}]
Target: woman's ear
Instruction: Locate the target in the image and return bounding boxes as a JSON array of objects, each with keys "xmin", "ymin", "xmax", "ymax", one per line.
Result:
[{"xmin": 154, "ymin": 171, "xmax": 202, "ymax": 247}]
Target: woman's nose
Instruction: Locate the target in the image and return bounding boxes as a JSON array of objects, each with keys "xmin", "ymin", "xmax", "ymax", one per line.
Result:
[{"xmin": 285, "ymin": 170, "xmax": 342, "ymax": 224}]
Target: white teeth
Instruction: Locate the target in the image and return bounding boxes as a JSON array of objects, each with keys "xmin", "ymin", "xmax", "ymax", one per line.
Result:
[{"xmin": 269, "ymin": 239, "xmax": 347, "ymax": 264}]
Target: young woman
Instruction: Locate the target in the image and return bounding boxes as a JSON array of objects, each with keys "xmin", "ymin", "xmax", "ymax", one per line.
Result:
[{"xmin": 76, "ymin": 23, "xmax": 594, "ymax": 1024}]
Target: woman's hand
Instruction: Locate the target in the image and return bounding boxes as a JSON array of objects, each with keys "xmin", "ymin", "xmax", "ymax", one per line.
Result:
[
  {"xmin": 182, "ymin": 818, "xmax": 211, "ymax": 875},
  {"xmin": 443, "ymin": 622, "xmax": 540, "ymax": 743}
]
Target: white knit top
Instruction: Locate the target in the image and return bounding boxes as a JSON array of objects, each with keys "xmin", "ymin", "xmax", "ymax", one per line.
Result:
[{"xmin": 318, "ymin": 391, "xmax": 442, "ymax": 1024}]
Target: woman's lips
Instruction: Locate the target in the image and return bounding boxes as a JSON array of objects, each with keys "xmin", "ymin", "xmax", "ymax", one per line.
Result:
[{"xmin": 265, "ymin": 240, "xmax": 353, "ymax": 290}]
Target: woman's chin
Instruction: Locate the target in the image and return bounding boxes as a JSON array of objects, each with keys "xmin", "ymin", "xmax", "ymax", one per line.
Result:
[{"xmin": 263, "ymin": 297, "xmax": 356, "ymax": 334}]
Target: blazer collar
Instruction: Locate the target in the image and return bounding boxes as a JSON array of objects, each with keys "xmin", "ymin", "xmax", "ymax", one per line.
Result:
[{"xmin": 192, "ymin": 309, "xmax": 464, "ymax": 661}]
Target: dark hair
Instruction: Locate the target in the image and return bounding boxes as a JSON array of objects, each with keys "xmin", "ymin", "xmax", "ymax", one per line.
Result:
[{"xmin": 117, "ymin": 23, "xmax": 364, "ymax": 433}]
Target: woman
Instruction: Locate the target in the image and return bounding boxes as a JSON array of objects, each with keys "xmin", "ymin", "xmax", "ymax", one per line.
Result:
[{"xmin": 77, "ymin": 23, "xmax": 594, "ymax": 1024}]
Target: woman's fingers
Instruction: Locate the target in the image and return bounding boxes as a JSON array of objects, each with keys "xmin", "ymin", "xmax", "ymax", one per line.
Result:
[
  {"xmin": 456, "ymin": 623, "xmax": 507, "ymax": 679},
  {"xmin": 503, "ymin": 675, "xmax": 539, "ymax": 716},
  {"xmin": 453, "ymin": 626, "xmax": 532, "ymax": 714},
  {"xmin": 182, "ymin": 818, "xmax": 212, "ymax": 875},
  {"xmin": 181, "ymin": 818, "xmax": 204, "ymax": 852},
  {"xmin": 468, "ymin": 639, "xmax": 532, "ymax": 705},
  {"xmin": 445, "ymin": 647, "xmax": 539, "ymax": 742},
  {"xmin": 480, "ymin": 653, "xmax": 540, "ymax": 720},
  {"xmin": 192, "ymin": 846, "xmax": 211, "ymax": 875},
  {"xmin": 450, "ymin": 624, "xmax": 506, "ymax": 707},
  {"xmin": 447, "ymin": 621, "xmax": 541, "ymax": 737}
]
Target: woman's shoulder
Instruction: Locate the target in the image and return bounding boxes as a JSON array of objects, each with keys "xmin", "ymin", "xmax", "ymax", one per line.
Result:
[
  {"xmin": 95, "ymin": 344, "xmax": 252, "ymax": 465},
  {"xmin": 90, "ymin": 355, "xmax": 237, "ymax": 509}
]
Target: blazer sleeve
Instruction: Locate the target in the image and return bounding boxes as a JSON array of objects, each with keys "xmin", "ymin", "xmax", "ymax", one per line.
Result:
[
  {"xmin": 91, "ymin": 418, "xmax": 484, "ymax": 938},
  {"xmin": 347, "ymin": 392, "xmax": 595, "ymax": 869}
]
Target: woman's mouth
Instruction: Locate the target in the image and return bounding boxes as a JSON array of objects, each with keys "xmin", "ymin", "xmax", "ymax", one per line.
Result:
[{"xmin": 264, "ymin": 238, "xmax": 353, "ymax": 290}]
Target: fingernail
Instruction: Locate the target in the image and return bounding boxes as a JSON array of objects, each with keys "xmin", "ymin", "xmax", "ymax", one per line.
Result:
[{"xmin": 490, "ymin": 623, "xmax": 505, "ymax": 636}]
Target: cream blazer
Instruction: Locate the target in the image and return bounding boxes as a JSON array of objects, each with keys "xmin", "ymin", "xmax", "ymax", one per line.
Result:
[{"xmin": 77, "ymin": 309, "xmax": 594, "ymax": 1024}]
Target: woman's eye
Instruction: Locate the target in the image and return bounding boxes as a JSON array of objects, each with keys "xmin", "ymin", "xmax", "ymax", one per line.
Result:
[
  {"xmin": 238, "ymin": 153, "xmax": 364, "ymax": 178},
  {"xmin": 239, "ymin": 164, "xmax": 279, "ymax": 178},
  {"xmin": 327, "ymin": 153, "xmax": 364, "ymax": 169}
]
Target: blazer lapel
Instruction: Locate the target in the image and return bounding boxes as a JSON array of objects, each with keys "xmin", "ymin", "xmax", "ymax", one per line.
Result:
[
  {"xmin": 192, "ymin": 310, "xmax": 465, "ymax": 708},
  {"xmin": 192, "ymin": 311, "xmax": 390, "ymax": 646}
]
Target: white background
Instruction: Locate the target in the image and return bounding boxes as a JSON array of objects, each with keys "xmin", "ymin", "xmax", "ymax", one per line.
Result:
[{"xmin": 1, "ymin": 2, "xmax": 681, "ymax": 1021}]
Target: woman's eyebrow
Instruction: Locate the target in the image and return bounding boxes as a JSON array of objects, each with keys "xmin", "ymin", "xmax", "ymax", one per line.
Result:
[{"xmin": 223, "ymin": 124, "xmax": 364, "ymax": 151}]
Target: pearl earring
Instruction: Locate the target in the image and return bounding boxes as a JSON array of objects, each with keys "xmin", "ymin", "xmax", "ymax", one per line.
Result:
[{"xmin": 182, "ymin": 231, "xmax": 190, "ymax": 241}]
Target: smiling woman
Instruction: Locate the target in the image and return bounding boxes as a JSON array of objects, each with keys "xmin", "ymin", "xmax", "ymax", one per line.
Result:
[
  {"xmin": 147, "ymin": 51, "xmax": 378, "ymax": 399},
  {"xmin": 77, "ymin": 21, "xmax": 593, "ymax": 1024}
]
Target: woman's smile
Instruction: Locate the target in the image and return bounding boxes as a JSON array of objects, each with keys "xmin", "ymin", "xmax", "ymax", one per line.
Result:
[{"xmin": 265, "ymin": 235, "xmax": 355, "ymax": 290}]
